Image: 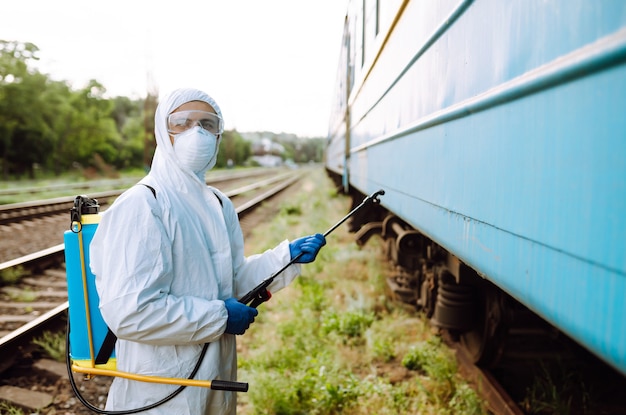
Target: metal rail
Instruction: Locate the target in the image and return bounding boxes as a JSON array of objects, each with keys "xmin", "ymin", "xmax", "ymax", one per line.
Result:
[
  {"xmin": 0, "ymin": 168, "xmax": 287, "ymax": 224},
  {"xmin": 448, "ymin": 336, "xmax": 525, "ymax": 415},
  {"xmin": 0, "ymin": 167, "xmax": 278, "ymax": 197}
]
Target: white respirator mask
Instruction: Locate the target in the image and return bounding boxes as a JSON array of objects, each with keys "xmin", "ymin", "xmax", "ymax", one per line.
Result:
[{"xmin": 172, "ymin": 126, "xmax": 219, "ymax": 175}]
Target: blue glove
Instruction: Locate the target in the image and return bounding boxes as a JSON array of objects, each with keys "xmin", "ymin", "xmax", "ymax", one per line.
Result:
[
  {"xmin": 289, "ymin": 233, "xmax": 326, "ymax": 263},
  {"xmin": 224, "ymin": 298, "xmax": 258, "ymax": 335}
]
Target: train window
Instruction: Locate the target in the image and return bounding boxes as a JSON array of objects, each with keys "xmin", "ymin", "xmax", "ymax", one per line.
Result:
[
  {"xmin": 361, "ymin": 0, "xmax": 380, "ymax": 69},
  {"xmin": 347, "ymin": 0, "xmax": 364, "ymax": 74},
  {"xmin": 346, "ymin": 28, "xmax": 355, "ymax": 92},
  {"xmin": 364, "ymin": 0, "xmax": 379, "ymax": 65},
  {"xmin": 356, "ymin": 0, "xmax": 365, "ymax": 68},
  {"xmin": 378, "ymin": 0, "xmax": 403, "ymax": 36},
  {"xmin": 365, "ymin": 0, "xmax": 379, "ymax": 36},
  {"xmin": 348, "ymin": 5, "xmax": 358, "ymax": 88},
  {"xmin": 339, "ymin": 22, "xmax": 352, "ymax": 104}
]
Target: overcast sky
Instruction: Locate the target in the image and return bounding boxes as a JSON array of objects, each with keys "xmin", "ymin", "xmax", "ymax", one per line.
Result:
[{"xmin": 1, "ymin": 0, "xmax": 349, "ymax": 137}]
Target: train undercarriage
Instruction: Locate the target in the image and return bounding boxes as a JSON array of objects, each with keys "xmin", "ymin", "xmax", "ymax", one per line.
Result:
[{"xmin": 342, "ymin": 186, "xmax": 554, "ymax": 368}]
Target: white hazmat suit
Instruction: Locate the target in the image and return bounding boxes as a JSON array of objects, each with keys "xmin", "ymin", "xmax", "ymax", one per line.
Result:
[{"xmin": 90, "ymin": 88, "xmax": 301, "ymax": 414}]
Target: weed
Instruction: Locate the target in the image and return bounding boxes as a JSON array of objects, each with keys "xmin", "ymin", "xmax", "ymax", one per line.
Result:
[
  {"xmin": 281, "ymin": 204, "xmax": 302, "ymax": 216},
  {"xmin": 0, "ymin": 402, "xmax": 24, "ymax": 415},
  {"xmin": 3, "ymin": 287, "xmax": 36, "ymax": 302},
  {"xmin": 449, "ymin": 382, "xmax": 487, "ymax": 414},
  {"xmin": 402, "ymin": 337, "xmax": 456, "ymax": 381},
  {"xmin": 294, "ymin": 274, "xmax": 329, "ymax": 313},
  {"xmin": 0, "ymin": 266, "xmax": 27, "ymax": 285},
  {"xmin": 33, "ymin": 330, "xmax": 66, "ymax": 362},
  {"xmin": 321, "ymin": 308, "xmax": 375, "ymax": 339},
  {"xmin": 521, "ymin": 360, "xmax": 592, "ymax": 415},
  {"xmin": 369, "ymin": 335, "xmax": 396, "ymax": 362}
]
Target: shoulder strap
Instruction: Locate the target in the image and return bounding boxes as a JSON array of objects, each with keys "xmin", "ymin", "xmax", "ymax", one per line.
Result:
[
  {"xmin": 95, "ymin": 329, "xmax": 117, "ymax": 365},
  {"xmin": 139, "ymin": 183, "xmax": 222, "ymax": 208},
  {"xmin": 141, "ymin": 184, "xmax": 157, "ymax": 199},
  {"xmin": 212, "ymin": 191, "xmax": 223, "ymax": 207}
]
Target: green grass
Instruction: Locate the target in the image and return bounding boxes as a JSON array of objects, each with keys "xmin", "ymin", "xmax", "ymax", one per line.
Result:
[
  {"xmin": 0, "ymin": 402, "xmax": 24, "ymax": 415},
  {"xmin": 520, "ymin": 359, "xmax": 593, "ymax": 415},
  {"xmin": 33, "ymin": 330, "xmax": 66, "ymax": 362},
  {"xmin": 2, "ymin": 287, "xmax": 36, "ymax": 302},
  {"xmin": 0, "ymin": 169, "xmax": 144, "ymax": 204},
  {"xmin": 238, "ymin": 168, "xmax": 487, "ymax": 415},
  {"xmin": 0, "ymin": 166, "xmax": 261, "ymax": 204},
  {"xmin": 0, "ymin": 265, "xmax": 28, "ymax": 285}
]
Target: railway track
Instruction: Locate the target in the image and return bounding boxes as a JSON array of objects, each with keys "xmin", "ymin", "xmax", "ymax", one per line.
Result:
[
  {"xmin": 0, "ymin": 167, "xmax": 284, "ymax": 225},
  {"xmin": 0, "ymin": 169, "xmax": 306, "ymax": 412},
  {"xmin": 0, "ymin": 169, "xmax": 296, "ymax": 264},
  {"xmin": 443, "ymin": 333, "xmax": 524, "ymax": 415}
]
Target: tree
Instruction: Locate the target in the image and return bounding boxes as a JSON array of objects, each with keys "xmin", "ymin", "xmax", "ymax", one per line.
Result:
[
  {"xmin": 57, "ymin": 81, "xmax": 121, "ymax": 172},
  {"xmin": 39, "ymin": 79, "xmax": 75, "ymax": 175},
  {"xmin": 272, "ymin": 134, "xmax": 325, "ymax": 164},
  {"xmin": 110, "ymin": 96, "xmax": 146, "ymax": 169},
  {"xmin": 6, "ymin": 71, "xmax": 57, "ymax": 177},
  {"xmin": 217, "ymin": 130, "xmax": 251, "ymax": 168},
  {"xmin": 0, "ymin": 40, "xmax": 41, "ymax": 178}
]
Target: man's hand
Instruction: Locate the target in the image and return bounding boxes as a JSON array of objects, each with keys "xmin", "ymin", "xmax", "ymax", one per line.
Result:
[
  {"xmin": 288, "ymin": 233, "xmax": 326, "ymax": 263},
  {"xmin": 224, "ymin": 298, "xmax": 258, "ymax": 335}
]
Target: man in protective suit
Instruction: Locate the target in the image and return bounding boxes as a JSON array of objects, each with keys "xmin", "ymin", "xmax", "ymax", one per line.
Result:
[{"xmin": 90, "ymin": 88, "xmax": 325, "ymax": 414}]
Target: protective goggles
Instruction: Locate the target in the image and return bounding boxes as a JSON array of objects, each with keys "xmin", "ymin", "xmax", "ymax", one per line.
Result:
[{"xmin": 167, "ymin": 110, "xmax": 224, "ymax": 135}]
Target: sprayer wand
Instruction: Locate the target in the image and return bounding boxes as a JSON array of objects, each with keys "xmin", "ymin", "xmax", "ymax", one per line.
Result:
[{"xmin": 239, "ymin": 189, "xmax": 385, "ymax": 308}]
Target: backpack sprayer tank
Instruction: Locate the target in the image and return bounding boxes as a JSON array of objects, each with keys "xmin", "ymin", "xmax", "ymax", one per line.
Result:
[{"xmin": 64, "ymin": 195, "xmax": 116, "ymax": 371}]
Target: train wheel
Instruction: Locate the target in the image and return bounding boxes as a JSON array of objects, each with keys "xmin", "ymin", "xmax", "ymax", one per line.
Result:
[{"xmin": 459, "ymin": 281, "xmax": 508, "ymax": 367}]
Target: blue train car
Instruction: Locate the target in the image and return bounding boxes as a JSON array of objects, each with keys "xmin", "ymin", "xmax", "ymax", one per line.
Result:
[{"xmin": 326, "ymin": 0, "xmax": 626, "ymax": 375}]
